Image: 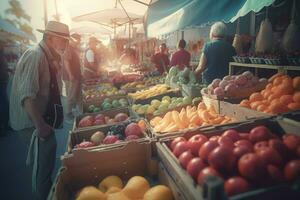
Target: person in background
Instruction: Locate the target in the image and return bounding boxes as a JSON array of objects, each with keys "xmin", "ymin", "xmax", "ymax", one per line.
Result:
[
  {"xmin": 9, "ymin": 21, "xmax": 69, "ymax": 200},
  {"xmin": 83, "ymin": 36, "xmax": 101, "ymax": 79},
  {"xmin": 119, "ymin": 47, "xmax": 138, "ymax": 65},
  {"xmin": 170, "ymin": 39, "xmax": 191, "ymax": 69},
  {"xmin": 151, "ymin": 43, "xmax": 170, "ymax": 74},
  {"xmin": 0, "ymin": 44, "xmax": 12, "ymax": 133},
  {"xmin": 195, "ymin": 22, "xmax": 236, "ymax": 84},
  {"xmin": 63, "ymin": 33, "xmax": 82, "ymax": 121}
]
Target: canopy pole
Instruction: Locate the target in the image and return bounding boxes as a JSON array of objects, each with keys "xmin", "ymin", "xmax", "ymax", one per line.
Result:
[
  {"xmin": 43, "ymin": 0, "xmax": 48, "ymax": 27},
  {"xmin": 131, "ymin": 0, "xmax": 150, "ymax": 6}
]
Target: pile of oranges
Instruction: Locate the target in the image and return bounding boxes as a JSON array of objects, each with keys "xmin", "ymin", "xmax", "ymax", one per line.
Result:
[{"xmin": 240, "ymin": 73, "xmax": 300, "ymax": 114}]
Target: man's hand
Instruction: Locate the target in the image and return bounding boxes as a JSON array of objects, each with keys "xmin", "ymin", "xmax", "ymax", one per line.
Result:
[{"xmin": 36, "ymin": 121, "xmax": 54, "ymax": 139}]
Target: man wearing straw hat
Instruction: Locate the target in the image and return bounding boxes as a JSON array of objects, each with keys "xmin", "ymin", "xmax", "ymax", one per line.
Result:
[{"xmin": 10, "ymin": 21, "xmax": 69, "ymax": 199}]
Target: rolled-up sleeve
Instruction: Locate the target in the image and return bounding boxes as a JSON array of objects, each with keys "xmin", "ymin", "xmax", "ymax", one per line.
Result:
[{"xmin": 17, "ymin": 50, "xmax": 43, "ymax": 106}]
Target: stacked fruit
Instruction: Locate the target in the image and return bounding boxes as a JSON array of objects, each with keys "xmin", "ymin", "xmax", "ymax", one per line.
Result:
[
  {"xmin": 169, "ymin": 126, "xmax": 300, "ymax": 197},
  {"xmin": 121, "ymin": 76, "xmax": 164, "ymax": 90},
  {"xmin": 150, "ymin": 102, "xmax": 235, "ymax": 133},
  {"xmin": 204, "ymin": 71, "xmax": 267, "ymax": 98},
  {"xmin": 75, "ymin": 175, "xmax": 173, "ymax": 200},
  {"xmin": 132, "ymin": 96, "xmax": 201, "ymax": 116},
  {"xmin": 84, "ymin": 86, "xmax": 126, "ymax": 101},
  {"xmin": 78, "ymin": 112, "xmax": 129, "ymax": 128},
  {"xmin": 76, "ymin": 120, "xmax": 146, "ymax": 148},
  {"xmin": 87, "ymin": 98, "xmax": 129, "ymax": 113},
  {"xmin": 240, "ymin": 73, "xmax": 300, "ymax": 114},
  {"xmin": 128, "ymin": 84, "xmax": 174, "ymax": 100}
]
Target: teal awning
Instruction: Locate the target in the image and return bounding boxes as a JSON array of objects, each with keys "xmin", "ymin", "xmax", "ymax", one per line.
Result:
[{"xmin": 145, "ymin": 0, "xmax": 276, "ymax": 37}]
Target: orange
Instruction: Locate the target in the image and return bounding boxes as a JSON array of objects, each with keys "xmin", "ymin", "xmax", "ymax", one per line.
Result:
[
  {"xmin": 267, "ymin": 93, "xmax": 281, "ymax": 102},
  {"xmin": 269, "ymin": 102, "xmax": 289, "ymax": 114},
  {"xmin": 270, "ymin": 98, "xmax": 281, "ymax": 105},
  {"xmin": 266, "ymin": 83, "xmax": 273, "ymax": 90},
  {"xmin": 293, "ymin": 92, "xmax": 300, "ymax": 103},
  {"xmin": 280, "ymin": 95, "xmax": 294, "ymax": 105},
  {"xmin": 138, "ymin": 120, "xmax": 146, "ymax": 131},
  {"xmin": 257, "ymin": 104, "xmax": 268, "ymax": 112},
  {"xmin": 293, "ymin": 76, "xmax": 300, "ymax": 91},
  {"xmin": 263, "ymin": 90, "xmax": 272, "ymax": 99},
  {"xmin": 288, "ymin": 102, "xmax": 300, "ymax": 110},
  {"xmin": 240, "ymin": 99, "xmax": 251, "ymax": 108},
  {"xmin": 250, "ymin": 101, "xmax": 263, "ymax": 110},
  {"xmin": 249, "ymin": 92, "xmax": 264, "ymax": 102},
  {"xmin": 268, "ymin": 72, "xmax": 285, "ymax": 83}
]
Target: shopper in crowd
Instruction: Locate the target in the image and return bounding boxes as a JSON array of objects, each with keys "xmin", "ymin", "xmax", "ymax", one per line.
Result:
[
  {"xmin": 9, "ymin": 21, "xmax": 69, "ymax": 200},
  {"xmin": 83, "ymin": 36, "xmax": 101, "ymax": 79},
  {"xmin": 119, "ymin": 47, "xmax": 138, "ymax": 65},
  {"xmin": 151, "ymin": 43, "xmax": 170, "ymax": 74},
  {"xmin": 62, "ymin": 33, "xmax": 82, "ymax": 121},
  {"xmin": 195, "ymin": 22, "xmax": 236, "ymax": 84},
  {"xmin": 170, "ymin": 39, "xmax": 191, "ymax": 69},
  {"xmin": 0, "ymin": 45, "xmax": 12, "ymax": 133}
]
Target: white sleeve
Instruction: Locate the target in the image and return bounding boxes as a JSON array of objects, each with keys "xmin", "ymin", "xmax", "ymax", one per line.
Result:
[{"xmin": 86, "ymin": 50, "xmax": 94, "ymax": 63}]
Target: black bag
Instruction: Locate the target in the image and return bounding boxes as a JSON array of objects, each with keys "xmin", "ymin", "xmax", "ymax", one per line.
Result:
[{"xmin": 39, "ymin": 44, "xmax": 64, "ymax": 129}]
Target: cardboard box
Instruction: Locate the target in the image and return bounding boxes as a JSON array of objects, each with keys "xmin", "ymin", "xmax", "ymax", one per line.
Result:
[
  {"xmin": 72, "ymin": 107, "xmax": 134, "ymax": 132},
  {"xmin": 65, "ymin": 119, "xmax": 152, "ymax": 154},
  {"xmin": 156, "ymin": 118, "xmax": 300, "ymax": 200},
  {"xmin": 49, "ymin": 142, "xmax": 187, "ymax": 200}
]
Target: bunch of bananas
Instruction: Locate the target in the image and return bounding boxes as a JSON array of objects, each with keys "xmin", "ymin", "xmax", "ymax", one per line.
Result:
[{"xmin": 129, "ymin": 84, "xmax": 171, "ymax": 100}]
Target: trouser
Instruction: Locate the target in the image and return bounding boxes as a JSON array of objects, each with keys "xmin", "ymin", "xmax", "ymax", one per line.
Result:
[
  {"xmin": 0, "ymin": 83, "xmax": 9, "ymax": 130},
  {"xmin": 26, "ymin": 130, "xmax": 57, "ymax": 200},
  {"xmin": 65, "ymin": 79, "xmax": 81, "ymax": 114}
]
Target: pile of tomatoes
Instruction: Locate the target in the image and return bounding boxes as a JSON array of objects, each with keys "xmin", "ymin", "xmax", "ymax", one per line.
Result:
[{"xmin": 168, "ymin": 125, "xmax": 300, "ymax": 197}]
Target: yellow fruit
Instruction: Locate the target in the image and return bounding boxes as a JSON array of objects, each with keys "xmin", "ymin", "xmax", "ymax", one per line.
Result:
[
  {"xmin": 143, "ymin": 185, "xmax": 173, "ymax": 200},
  {"xmin": 98, "ymin": 175, "xmax": 123, "ymax": 193},
  {"xmin": 107, "ymin": 191, "xmax": 130, "ymax": 200},
  {"xmin": 122, "ymin": 176, "xmax": 150, "ymax": 199},
  {"xmin": 106, "ymin": 186, "xmax": 122, "ymax": 194},
  {"xmin": 76, "ymin": 186, "xmax": 107, "ymax": 200}
]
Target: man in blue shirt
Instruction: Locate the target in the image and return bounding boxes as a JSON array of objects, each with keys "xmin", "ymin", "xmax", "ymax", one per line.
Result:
[{"xmin": 195, "ymin": 22, "xmax": 236, "ymax": 84}]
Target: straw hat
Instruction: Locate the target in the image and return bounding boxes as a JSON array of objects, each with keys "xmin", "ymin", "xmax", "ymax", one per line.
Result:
[{"xmin": 37, "ymin": 21, "xmax": 70, "ymax": 39}]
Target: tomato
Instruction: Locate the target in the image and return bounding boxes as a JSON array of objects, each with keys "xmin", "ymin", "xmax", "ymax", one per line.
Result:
[
  {"xmin": 267, "ymin": 165, "xmax": 285, "ymax": 183},
  {"xmin": 173, "ymin": 141, "xmax": 189, "ymax": 158},
  {"xmin": 198, "ymin": 141, "xmax": 219, "ymax": 162},
  {"xmin": 224, "ymin": 176, "xmax": 249, "ymax": 197},
  {"xmin": 238, "ymin": 153, "xmax": 267, "ymax": 181},
  {"xmin": 257, "ymin": 147, "xmax": 283, "ymax": 166},
  {"xmin": 283, "ymin": 135, "xmax": 300, "ymax": 152},
  {"xmin": 197, "ymin": 167, "xmax": 221, "ymax": 185},
  {"xmin": 218, "ymin": 135, "xmax": 234, "ymax": 149},
  {"xmin": 234, "ymin": 145, "xmax": 253, "ymax": 159},
  {"xmin": 187, "ymin": 134, "xmax": 208, "ymax": 156},
  {"xmin": 178, "ymin": 151, "xmax": 194, "ymax": 169},
  {"xmin": 239, "ymin": 133, "xmax": 250, "ymax": 140},
  {"xmin": 284, "ymin": 160, "xmax": 300, "ymax": 182},
  {"xmin": 268, "ymin": 139, "xmax": 290, "ymax": 160},
  {"xmin": 235, "ymin": 140, "xmax": 253, "ymax": 149},
  {"xmin": 170, "ymin": 137, "xmax": 187, "ymax": 150},
  {"xmin": 254, "ymin": 141, "xmax": 269, "ymax": 152},
  {"xmin": 208, "ymin": 146, "xmax": 236, "ymax": 173},
  {"xmin": 222, "ymin": 129, "xmax": 240, "ymax": 142},
  {"xmin": 186, "ymin": 158, "xmax": 207, "ymax": 180},
  {"xmin": 249, "ymin": 126, "xmax": 271, "ymax": 143},
  {"xmin": 209, "ymin": 135, "xmax": 220, "ymax": 142}
]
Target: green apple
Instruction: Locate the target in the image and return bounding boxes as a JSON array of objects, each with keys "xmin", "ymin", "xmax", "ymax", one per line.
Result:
[
  {"xmin": 147, "ymin": 105, "xmax": 156, "ymax": 114},
  {"xmin": 162, "ymin": 96, "xmax": 171, "ymax": 102},
  {"xmin": 151, "ymin": 99, "xmax": 161, "ymax": 109},
  {"xmin": 183, "ymin": 96, "xmax": 192, "ymax": 105}
]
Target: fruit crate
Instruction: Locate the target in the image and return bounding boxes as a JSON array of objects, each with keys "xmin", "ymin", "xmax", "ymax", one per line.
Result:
[
  {"xmin": 264, "ymin": 58, "xmax": 281, "ymax": 65},
  {"xmin": 49, "ymin": 142, "xmax": 188, "ymax": 200},
  {"xmin": 72, "ymin": 107, "xmax": 134, "ymax": 132},
  {"xmin": 181, "ymin": 84, "xmax": 203, "ymax": 98},
  {"xmin": 287, "ymin": 57, "xmax": 300, "ymax": 66},
  {"xmin": 249, "ymin": 57, "xmax": 265, "ymax": 64},
  {"xmin": 66, "ymin": 118, "xmax": 152, "ymax": 154},
  {"xmin": 156, "ymin": 117, "xmax": 300, "ymax": 200},
  {"xmin": 81, "ymin": 95, "xmax": 130, "ymax": 114},
  {"xmin": 276, "ymin": 110, "xmax": 300, "ymax": 136},
  {"xmin": 129, "ymin": 89, "xmax": 182, "ymax": 105},
  {"xmin": 233, "ymin": 56, "xmax": 250, "ymax": 64}
]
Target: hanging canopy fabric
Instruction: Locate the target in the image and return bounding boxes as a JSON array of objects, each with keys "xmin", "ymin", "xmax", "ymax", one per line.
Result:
[
  {"xmin": 230, "ymin": 0, "xmax": 276, "ymax": 22},
  {"xmin": 145, "ymin": 0, "xmax": 276, "ymax": 37},
  {"xmin": 70, "ymin": 21, "xmax": 113, "ymax": 35}
]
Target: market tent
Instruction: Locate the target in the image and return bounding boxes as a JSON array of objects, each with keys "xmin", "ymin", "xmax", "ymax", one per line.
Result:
[
  {"xmin": 70, "ymin": 21, "xmax": 113, "ymax": 35},
  {"xmin": 0, "ymin": 17, "xmax": 36, "ymax": 41},
  {"xmin": 145, "ymin": 0, "xmax": 276, "ymax": 37}
]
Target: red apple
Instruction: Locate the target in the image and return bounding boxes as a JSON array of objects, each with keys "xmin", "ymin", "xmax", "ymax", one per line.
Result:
[
  {"xmin": 238, "ymin": 153, "xmax": 267, "ymax": 181},
  {"xmin": 178, "ymin": 151, "xmax": 194, "ymax": 169},
  {"xmin": 93, "ymin": 119, "xmax": 105, "ymax": 125},
  {"xmin": 234, "ymin": 145, "xmax": 253, "ymax": 159},
  {"xmin": 239, "ymin": 133, "xmax": 250, "ymax": 140},
  {"xmin": 186, "ymin": 158, "xmax": 207, "ymax": 180},
  {"xmin": 103, "ymin": 135, "xmax": 119, "ymax": 144},
  {"xmin": 197, "ymin": 167, "xmax": 221, "ymax": 185},
  {"xmin": 283, "ymin": 135, "xmax": 300, "ymax": 152},
  {"xmin": 170, "ymin": 137, "xmax": 187, "ymax": 151},
  {"xmin": 269, "ymin": 139, "xmax": 290, "ymax": 159},
  {"xmin": 208, "ymin": 146, "xmax": 236, "ymax": 173},
  {"xmin": 209, "ymin": 135, "xmax": 220, "ymax": 142},
  {"xmin": 267, "ymin": 165, "xmax": 285, "ymax": 183},
  {"xmin": 235, "ymin": 140, "xmax": 253, "ymax": 149},
  {"xmin": 218, "ymin": 135, "xmax": 234, "ymax": 149},
  {"xmin": 198, "ymin": 140, "xmax": 219, "ymax": 162},
  {"xmin": 249, "ymin": 126, "xmax": 271, "ymax": 143},
  {"xmin": 187, "ymin": 135, "xmax": 208, "ymax": 156},
  {"xmin": 224, "ymin": 177, "xmax": 249, "ymax": 197},
  {"xmin": 254, "ymin": 141, "xmax": 269, "ymax": 152},
  {"xmin": 257, "ymin": 147, "xmax": 283, "ymax": 166},
  {"xmin": 173, "ymin": 141, "xmax": 189, "ymax": 158},
  {"xmin": 125, "ymin": 123, "xmax": 142, "ymax": 137},
  {"xmin": 95, "ymin": 114, "xmax": 105, "ymax": 121},
  {"xmin": 222, "ymin": 129, "xmax": 240, "ymax": 142},
  {"xmin": 284, "ymin": 160, "xmax": 300, "ymax": 182}
]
